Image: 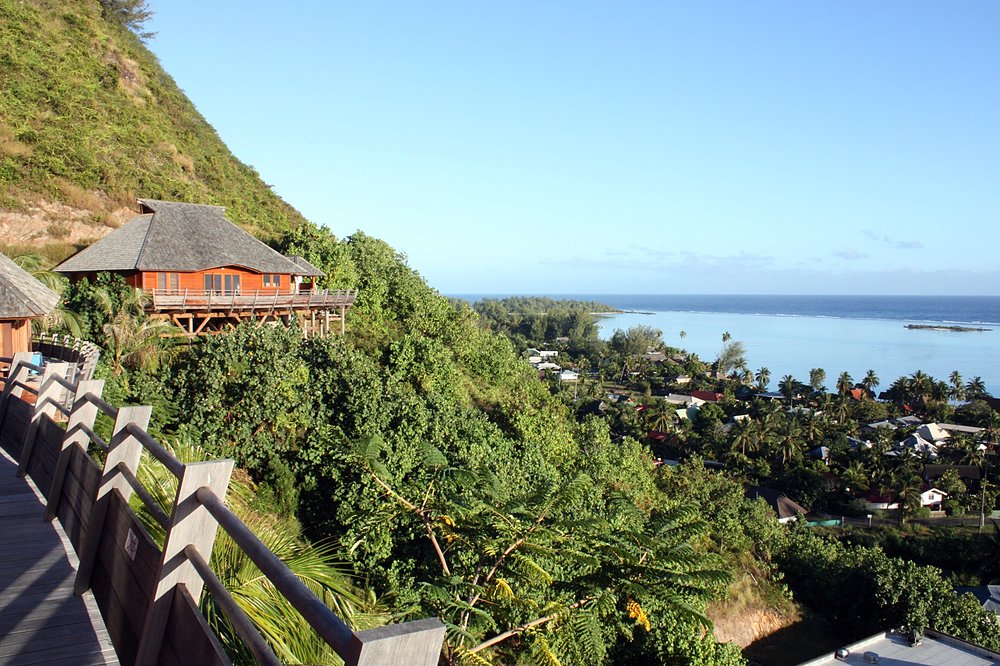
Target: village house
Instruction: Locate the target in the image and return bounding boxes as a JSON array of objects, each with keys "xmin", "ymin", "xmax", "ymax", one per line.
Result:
[
  {"xmin": 746, "ymin": 486, "xmax": 807, "ymax": 524},
  {"xmin": 863, "ymin": 486, "xmax": 947, "ymax": 512},
  {"xmin": 55, "ymin": 199, "xmax": 355, "ymax": 337},
  {"xmin": 0, "ymin": 253, "xmax": 60, "ymax": 358}
]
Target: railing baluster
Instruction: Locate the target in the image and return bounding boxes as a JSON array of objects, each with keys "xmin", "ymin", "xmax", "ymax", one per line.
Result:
[
  {"xmin": 17, "ymin": 362, "xmax": 70, "ymax": 478},
  {"xmin": 135, "ymin": 459, "xmax": 234, "ymax": 666},
  {"xmin": 46, "ymin": 379, "xmax": 104, "ymax": 521},
  {"xmin": 75, "ymin": 405, "xmax": 152, "ymax": 595}
]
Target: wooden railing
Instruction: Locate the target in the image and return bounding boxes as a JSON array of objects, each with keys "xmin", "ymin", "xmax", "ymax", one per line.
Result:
[
  {"xmin": 33, "ymin": 333, "xmax": 102, "ymax": 382},
  {"xmin": 0, "ymin": 353, "xmax": 445, "ymax": 666},
  {"xmin": 149, "ymin": 288, "xmax": 357, "ymax": 312}
]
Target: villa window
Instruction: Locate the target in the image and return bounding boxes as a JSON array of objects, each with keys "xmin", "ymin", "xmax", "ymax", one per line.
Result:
[{"xmin": 156, "ymin": 272, "xmax": 179, "ymax": 291}]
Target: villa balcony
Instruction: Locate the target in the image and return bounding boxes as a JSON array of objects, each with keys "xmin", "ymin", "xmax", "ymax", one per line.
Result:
[
  {"xmin": 148, "ymin": 288, "xmax": 357, "ymax": 314},
  {"xmin": 146, "ymin": 289, "xmax": 358, "ymax": 337}
]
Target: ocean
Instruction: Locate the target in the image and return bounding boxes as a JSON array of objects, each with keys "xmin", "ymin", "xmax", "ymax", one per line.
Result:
[{"xmin": 452, "ymin": 294, "xmax": 1000, "ymax": 396}]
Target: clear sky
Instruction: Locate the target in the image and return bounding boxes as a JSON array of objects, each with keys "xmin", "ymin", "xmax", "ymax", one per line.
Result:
[{"xmin": 146, "ymin": 2, "xmax": 1000, "ymax": 295}]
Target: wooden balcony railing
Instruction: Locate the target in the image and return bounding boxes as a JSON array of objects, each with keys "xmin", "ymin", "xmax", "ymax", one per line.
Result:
[
  {"xmin": 0, "ymin": 353, "xmax": 445, "ymax": 666},
  {"xmin": 149, "ymin": 288, "xmax": 357, "ymax": 312}
]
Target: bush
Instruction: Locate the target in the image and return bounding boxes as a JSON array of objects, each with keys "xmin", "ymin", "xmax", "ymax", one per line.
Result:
[{"xmin": 944, "ymin": 500, "xmax": 965, "ymax": 517}]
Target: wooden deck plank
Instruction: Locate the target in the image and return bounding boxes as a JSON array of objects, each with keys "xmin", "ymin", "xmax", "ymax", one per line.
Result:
[{"xmin": 0, "ymin": 446, "xmax": 119, "ymax": 666}]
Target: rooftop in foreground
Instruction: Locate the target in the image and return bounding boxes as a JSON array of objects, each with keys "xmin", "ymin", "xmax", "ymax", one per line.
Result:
[{"xmin": 798, "ymin": 630, "xmax": 1000, "ymax": 665}]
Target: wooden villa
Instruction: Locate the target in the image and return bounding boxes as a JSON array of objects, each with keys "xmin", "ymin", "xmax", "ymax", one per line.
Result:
[
  {"xmin": 55, "ymin": 199, "xmax": 356, "ymax": 337},
  {"xmin": 0, "ymin": 252, "xmax": 60, "ymax": 358}
]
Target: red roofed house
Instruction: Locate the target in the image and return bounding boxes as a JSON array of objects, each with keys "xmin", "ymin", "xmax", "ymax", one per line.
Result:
[{"xmin": 55, "ymin": 200, "xmax": 356, "ymax": 337}]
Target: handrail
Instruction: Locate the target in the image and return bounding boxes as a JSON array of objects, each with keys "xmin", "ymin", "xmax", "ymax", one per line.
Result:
[
  {"xmin": 85, "ymin": 392, "xmax": 118, "ymax": 419},
  {"xmin": 116, "ymin": 462, "xmax": 171, "ymax": 528},
  {"xmin": 10, "ymin": 380, "xmax": 39, "ymax": 396},
  {"xmin": 195, "ymin": 486, "xmax": 354, "ymax": 655},
  {"xmin": 77, "ymin": 422, "xmax": 109, "ymax": 453},
  {"xmin": 50, "ymin": 373, "xmax": 76, "ymax": 391},
  {"xmin": 38, "ymin": 396, "xmax": 72, "ymax": 418},
  {"xmin": 183, "ymin": 544, "xmax": 282, "ymax": 666},
  {"xmin": 124, "ymin": 422, "xmax": 184, "ymax": 479}
]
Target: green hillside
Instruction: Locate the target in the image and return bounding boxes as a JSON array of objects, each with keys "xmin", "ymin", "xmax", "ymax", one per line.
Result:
[{"xmin": 0, "ymin": 0, "xmax": 304, "ymax": 239}]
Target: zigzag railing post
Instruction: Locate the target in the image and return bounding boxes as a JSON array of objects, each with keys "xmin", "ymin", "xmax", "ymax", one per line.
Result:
[
  {"xmin": 45, "ymin": 379, "xmax": 105, "ymax": 521},
  {"xmin": 74, "ymin": 405, "xmax": 152, "ymax": 595},
  {"xmin": 17, "ymin": 362, "xmax": 70, "ymax": 478},
  {"xmin": 135, "ymin": 459, "xmax": 234, "ymax": 666},
  {"xmin": 0, "ymin": 352, "xmax": 32, "ymax": 432}
]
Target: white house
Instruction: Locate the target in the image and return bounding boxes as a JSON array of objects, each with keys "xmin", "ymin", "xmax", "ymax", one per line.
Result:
[
  {"xmin": 920, "ymin": 487, "xmax": 947, "ymax": 511},
  {"xmin": 558, "ymin": 370, "xmax": 579, "ymax": 382}
]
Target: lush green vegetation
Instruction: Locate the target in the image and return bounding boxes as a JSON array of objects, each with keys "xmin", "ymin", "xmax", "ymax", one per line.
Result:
[
  {"xmin": 7, "ymin": 1, "xmax": 999, "ymax": 660},
  {"xmin": 0, "ymin": 0, "xmax": 305, "ymax": 238},
  {"xmin": 42, "ymin": 226, "xmax": 748, "ymax": 664}
]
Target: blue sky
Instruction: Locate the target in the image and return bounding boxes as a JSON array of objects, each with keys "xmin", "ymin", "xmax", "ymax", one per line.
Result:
[{"xmin": 147, "ymin": 2, "xmax": 1000, "ymax": 295}]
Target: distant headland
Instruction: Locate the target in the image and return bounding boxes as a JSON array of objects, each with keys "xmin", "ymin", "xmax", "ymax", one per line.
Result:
[{"xmin": 904, "ymin": 324, "xmax": 991, "ymax": 332}]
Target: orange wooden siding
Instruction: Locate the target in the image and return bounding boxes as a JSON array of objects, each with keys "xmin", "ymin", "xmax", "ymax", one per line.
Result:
[
  {"xmin": 0, "ymin": 319, "xmax": 33, "ymax": 357},
  {"xmin": 139, "ymin": 268, "xmax": 295, "ymax": 293}
]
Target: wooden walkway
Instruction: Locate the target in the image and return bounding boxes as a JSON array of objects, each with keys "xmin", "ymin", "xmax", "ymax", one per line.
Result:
[{"xmin": 0, "ymin": 448, "xmax": 118, "ymax": 666}]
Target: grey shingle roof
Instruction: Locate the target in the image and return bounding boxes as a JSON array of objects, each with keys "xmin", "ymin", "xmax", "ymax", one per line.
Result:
[
  {"xmin": 0, "ymin": 253, "xmax": 60, "ymax": 318},
  {"xmin": 55, "ymin": 200, "xmax": 310, "ymax": 275},
  {"xmin": 285, "ymin": 255, "xmax": 325, "ymax": 277}
]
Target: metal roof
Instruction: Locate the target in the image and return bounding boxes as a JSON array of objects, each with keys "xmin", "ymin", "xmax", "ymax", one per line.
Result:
[
  {"xmin": 0, "ymin": 253, "xmax": 60, "ymax": 319},
  {"xmin": 55, "ymin": 200, "xmax": 310, "ymax": 276},
  {"xmin": 797, "ymin": 630, "xmax": 1000, "ymax": 665}
]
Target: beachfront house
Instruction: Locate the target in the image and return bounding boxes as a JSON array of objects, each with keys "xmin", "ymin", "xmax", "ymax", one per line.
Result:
[
  {"xmin": 54, "ymin": 199, "xmax": 356, "ymax": 337},
  {"xmin": 0, "ymin": 253, "xmax": 60, "ymax": 358}
]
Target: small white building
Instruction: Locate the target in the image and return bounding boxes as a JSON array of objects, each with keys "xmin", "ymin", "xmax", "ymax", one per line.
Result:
[{"xmin": 558, "ymin": 370, "xmax": 579, "ymax": 382}]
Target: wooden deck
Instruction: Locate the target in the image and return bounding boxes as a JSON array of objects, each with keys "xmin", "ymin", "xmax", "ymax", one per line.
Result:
[{"xmin": 0, "ymin": 448, "xmax": 118, "ymax": 666}]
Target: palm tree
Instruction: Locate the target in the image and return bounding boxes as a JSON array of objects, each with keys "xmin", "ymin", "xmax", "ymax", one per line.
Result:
[
  {"xmin": 774, "ymin": 418, "xmax": 804, "ymax": 467},
  {"xmin": 836, "ymin": 371, "xmax": 854, "ymax": 396},
  {"xmin": 833, "ymin": 396, "xmax": 853, "ymax": 425},
  {"xmin": 98, "ymin": 287, "xmax": 182, "ymax": 379},
  {"xmin": 910, "ymin": 370, "xmax": 933, "ymax": 406},
  {"xmin": 893, "ymin": 469, "xmax": 924, "ymax": 525},
  {"xmin": 949, "ymin": 371, "xmax": 966, "ymax": 402},
  {"xmin": 730, "ymin": 418, "xmax": 762, "ymax": 458},
  {"xmin": 966, "ymin": 376, "xmax": 988, "ymax": 400},
  {"xmin": 753, "ymin": 367, "xmax": 770, "ymax": 392},
  {"xmin": 645, "ymin": 401, "xmax": 674, "ymax": 433},
  {"xmin": 862, "ymin": 369, "xmax": 880, "ymax": 397},
  {"xmin": 779, "ymin": 374, "xmax": 797, "ymax": 406},
  {"xmin": 722, "ymin": 331, "xmax": 732, "ymax": 343},
  {"xmin": 841, "ymin": 462, "xmax": 870, "ymax": 493},
  {"xmin": 808, "ymin": 368, "xmax": 826, "ymax": 393},
  {"xmin": 800, "ymin": 412, "xmax": 825, "ymax": 447}
]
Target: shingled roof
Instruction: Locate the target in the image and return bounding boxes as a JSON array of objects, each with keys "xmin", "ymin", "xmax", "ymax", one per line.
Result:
[
  {"xmin": 55, "ymin": 200, "xmax": 311, "ymax": 275},
  {"xmin": 0, "ymin": 253, "xmax": 60, "ymax": 319}
]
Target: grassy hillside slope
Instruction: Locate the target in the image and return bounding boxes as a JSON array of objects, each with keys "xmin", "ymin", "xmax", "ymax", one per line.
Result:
[{"xmin": 0, "ymin": 0, "xmax": 305, "ymax": 257}]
